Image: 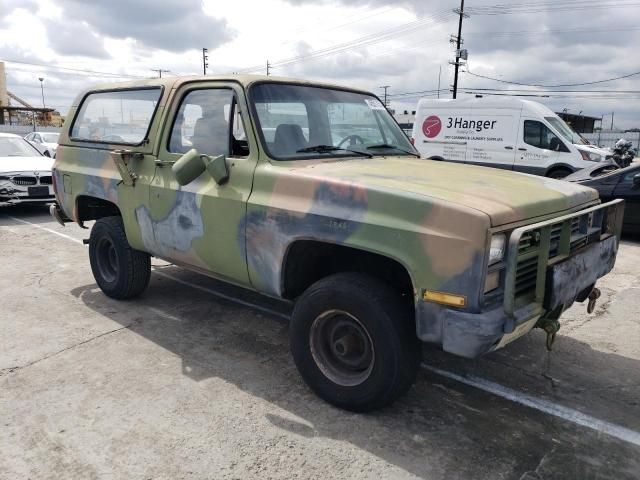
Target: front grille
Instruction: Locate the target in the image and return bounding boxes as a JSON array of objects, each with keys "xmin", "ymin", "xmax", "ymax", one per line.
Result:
[
  {"xmin": 503, "ymin": 200, "xmax": 624, "ymax": 321},
  {"xmin": 12, "ymin": 176, "xmax": 37, "ymax": 186},
  {"xmin": 39, "ymin": 176, "xmax": 52, "ymax": 185},
  {"xmin": 514, "ymin": 211, "xmax": 605, "ymax": 297}
]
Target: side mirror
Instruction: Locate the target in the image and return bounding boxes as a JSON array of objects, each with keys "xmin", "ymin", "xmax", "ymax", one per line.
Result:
[
  {"xmin": 202, "ymin": 154, "xmax": 229, "ymax": 185},
  {"xmin": 172, "ymin": 149, "xmax": 229, "ymax": 186},
  {"xmin": 633, "ymin": 173, "xmax": 640, "ymax": 189},
  {"xmin": 43, "ymin": 150, "xmax": 51, "ymax": 158}
]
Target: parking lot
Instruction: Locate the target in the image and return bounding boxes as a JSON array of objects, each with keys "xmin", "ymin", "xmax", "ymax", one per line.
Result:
[{"xmin": 1, "ymin": 204, "xmax": 640, "ymax": 479}]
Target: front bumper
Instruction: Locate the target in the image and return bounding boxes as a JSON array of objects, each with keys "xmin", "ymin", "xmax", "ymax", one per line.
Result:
[
  {"xmin": 418, "ymin": 199, "xmax": 625, "ymax": 358},
  {"xmin": 0, "ymin": 184, "xmax": 54, "ymax": 203}
]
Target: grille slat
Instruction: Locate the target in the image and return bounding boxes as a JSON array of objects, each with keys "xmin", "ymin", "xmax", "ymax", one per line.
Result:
[
  {"xmin": 12, "ymin": 176, "xmax": 37, "ymax": 186},
  {"xmin": 513, "ymin": 212, "xmax": 603, "ymax": 298}
]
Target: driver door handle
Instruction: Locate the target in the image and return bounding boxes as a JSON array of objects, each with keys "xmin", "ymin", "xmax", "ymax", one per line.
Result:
[
  {"xmin": 518, "ymin": 148, "xmax": 527, "ymax": 151},
  {"xmin": 504, "ymin": 146, "xmax": 514, "ymax": 150}
]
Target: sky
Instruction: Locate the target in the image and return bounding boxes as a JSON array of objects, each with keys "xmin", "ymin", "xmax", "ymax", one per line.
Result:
[{"xmin": 1, "ymin": 0, "xmax": 639, "ymax": 129}]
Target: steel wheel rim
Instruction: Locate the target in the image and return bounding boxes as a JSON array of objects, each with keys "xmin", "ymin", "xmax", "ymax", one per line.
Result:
[
  {"xmin": 310, "ymin": 309, "xmax": 375, "ymax": 387},
  {"xmin": 96, "ymin": 237, "xmax": 118, "ymax": 283}
]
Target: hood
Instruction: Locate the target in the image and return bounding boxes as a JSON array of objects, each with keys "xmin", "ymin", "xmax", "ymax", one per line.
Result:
[
  {"xmin": 575, "ymin": 144, "xmax": 610, "ymax": 157},
  {"xmin": 289, "ymin": 157, "xmax": 599, "ymax": 226},
  {"xmin": 0, "ymin": 155, "xmax": 54, "ymax": 174}
]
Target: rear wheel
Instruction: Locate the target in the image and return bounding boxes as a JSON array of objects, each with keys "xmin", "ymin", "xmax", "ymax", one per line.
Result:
[
  {"xmin": 289, "ymin": 272, "xmax": 421, "ymax": 412},
  {"xmin": 89, "ymin": 216, "xmax": 150, "ymax": 299}
]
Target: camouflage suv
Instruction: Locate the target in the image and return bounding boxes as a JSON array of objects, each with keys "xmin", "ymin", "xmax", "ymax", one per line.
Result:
[{"xmin": 50, "ymin": 75, "xmax": 624, "ymax": 411}]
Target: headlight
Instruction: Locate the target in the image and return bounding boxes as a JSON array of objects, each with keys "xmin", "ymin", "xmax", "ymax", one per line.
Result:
[
  {"xmin": 579, "ymin": 150, "xmax": 603, "ymax": 162},
  {"xmin": 488, "ymin": 233, "xmax": 506, "ymax": 266}
]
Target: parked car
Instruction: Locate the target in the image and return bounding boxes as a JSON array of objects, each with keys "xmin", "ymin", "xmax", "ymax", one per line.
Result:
[
  {"xmin": 566, "ymin": 161, "xmax": 640, "ymax": 234},
  {"xmin": 412, "ymin": 97, "xmax": 610, "ymax": 178},
  {"xmin": 0, "ymin": 133, "xmax": 55, "ymax": 203},
  {"xmin": 51, "ymin": 75, "xmax": 623, "ymax": 411},
  {"xmin": 24, "ymin": 131, "xmax": 60, "ymax": 157}
]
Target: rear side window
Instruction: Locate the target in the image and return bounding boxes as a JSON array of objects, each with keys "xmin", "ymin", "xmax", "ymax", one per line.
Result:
[{"xmin": 71, "ymin": 88, "xmax": 162, "ymax": 144}]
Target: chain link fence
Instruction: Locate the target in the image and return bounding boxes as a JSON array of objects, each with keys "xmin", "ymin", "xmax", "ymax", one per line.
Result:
[{"xmin": 582, "ymin": 131, "xmax": 640, "ymax": 150}]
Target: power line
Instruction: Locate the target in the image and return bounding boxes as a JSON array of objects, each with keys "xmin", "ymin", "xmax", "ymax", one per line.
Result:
[
  {"xmin": 464, "ymin": 69, "xmax": 640, "ymax": 88},
  {"xmin": 236, "ymin": 9, "xmax": 455, "ymax": 73},
  {"xmin": 0, "ymin": 59, "xmax": 146, "ymax": 79}
]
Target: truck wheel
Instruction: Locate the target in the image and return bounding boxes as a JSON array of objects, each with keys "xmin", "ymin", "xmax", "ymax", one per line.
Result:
[
  {"xmin": 547, "ymin": 168, "xmax": 572, "ymax": 179},
  {"xmin": 89, "ymin": 216, "xmax": 150, "ymax": 299},
  {"xmin": 289, "ymin": 272, "xmax": 421, "ymax": 412}
]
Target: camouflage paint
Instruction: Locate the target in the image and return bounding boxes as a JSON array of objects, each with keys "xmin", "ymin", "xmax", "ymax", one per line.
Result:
[{"xmin": 53, "ymin": 74, "xmax": 614, "ymax": 358}]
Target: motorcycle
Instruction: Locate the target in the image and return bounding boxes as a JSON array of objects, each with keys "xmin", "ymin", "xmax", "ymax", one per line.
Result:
[{"xmin": 611, "ymin": 138, "xmax": 636, "ymax": 168}]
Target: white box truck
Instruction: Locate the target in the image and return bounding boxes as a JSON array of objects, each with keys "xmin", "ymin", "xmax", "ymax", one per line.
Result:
[{"xmin": 411, "ymin": 97, "xmax": 610, "ymax": 178}]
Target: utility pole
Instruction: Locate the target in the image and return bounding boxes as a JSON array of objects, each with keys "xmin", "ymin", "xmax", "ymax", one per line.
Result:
[
  {"xmin": 266, "ymin": 60, "xmax": 271, "ymax": 76},
  {"xmin": 437, "ymin": 65, "xmax": 442, "ymax": 99},
  {"xmin": 611, "ymin": 111, "xmax": 615, "ymax": 130},
  {"xmin": 202, "ymin": 48, "xmax": 209, "ymax": 75},
  {"xmin": 451, "ymin": 0, "xmax": 468, "ymax": 99},
  {"xmin": 151, "ymin": 69, "xmax": 170, "ymax": 78},
  {"xmin": 379, "ymin": 85, "xmax": 390, "ymax": 106}
]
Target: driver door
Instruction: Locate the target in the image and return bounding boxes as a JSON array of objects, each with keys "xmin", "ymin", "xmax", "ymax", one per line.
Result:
[{"xmin": 142, "ymin": 82, "xmax": 258, "ymax": 287}]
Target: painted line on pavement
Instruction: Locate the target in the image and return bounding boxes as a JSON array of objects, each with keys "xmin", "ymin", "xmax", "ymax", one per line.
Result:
[
  {"xmin": 8, "ymin": 215, "xmax": 640, "ymax": 447},
  {"xmin": 6, "ymin": 215, "xmax": 83, "ymax": 245},
  {"xmin": 422, "ymin": 364, "xmax": 640, "ymax": 447}
]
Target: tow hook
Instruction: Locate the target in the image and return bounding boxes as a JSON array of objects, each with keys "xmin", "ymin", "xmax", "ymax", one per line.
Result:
[
  {"xmin": 587, "ymin": 288, "xmax": 601, "ymax": 314},
  {"xmin": 536, "ymin": 317, "xmax": 561, "ymax": 351}
]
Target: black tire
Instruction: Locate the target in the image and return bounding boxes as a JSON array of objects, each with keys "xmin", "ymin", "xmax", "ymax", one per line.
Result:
[
  {"xmin": 546, "ymin": 168, "xmax": 572, "ymax": 179},
  {"xmin": 89, "ymin": 216, "xmax": 150, "ymax": 299},
  {"xmin": 289, "ymin": 272, "xmax": 421, "ymax": 412}
]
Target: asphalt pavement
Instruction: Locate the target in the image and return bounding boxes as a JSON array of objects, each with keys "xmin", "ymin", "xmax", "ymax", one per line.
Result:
[{"xmin": 1, "ymin": 203, "xmax": 639, "ymax": 480}]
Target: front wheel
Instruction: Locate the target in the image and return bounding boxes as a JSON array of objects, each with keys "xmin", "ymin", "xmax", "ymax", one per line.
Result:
[
  {"xmin": 289, "ymin": 273, "xmax": 421, "ymax": 412},
  {"xmin": 547, "ymin": 168, "xmax": 572, "ymax": 179},
  {"xmin": 89, "ymin": 216, "xmax": 151, "ymax": 299}
]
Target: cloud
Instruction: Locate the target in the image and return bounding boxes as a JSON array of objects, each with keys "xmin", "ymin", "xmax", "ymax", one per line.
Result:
[
  {"xmin": 44, "ymin": 19, "xmax": 110, "ymax": 59},
  {"xmin": 53, "ymin": 0, "xmax": 235, "ymax": 52}
]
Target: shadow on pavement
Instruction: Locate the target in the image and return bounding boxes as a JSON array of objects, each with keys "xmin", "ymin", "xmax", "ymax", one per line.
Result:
[
  {"xmin": 69, "ymin": 266, "xmax": 640, "ymax": 479},
  {"xmin": 0, "ymin": 203, "xmax": 53, "ymax": 225}
]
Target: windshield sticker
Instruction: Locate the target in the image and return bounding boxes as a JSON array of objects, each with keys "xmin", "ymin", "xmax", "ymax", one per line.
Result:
[{"xmin": 364, "ymin": 99, "xmax": 386, "ymax": 110}]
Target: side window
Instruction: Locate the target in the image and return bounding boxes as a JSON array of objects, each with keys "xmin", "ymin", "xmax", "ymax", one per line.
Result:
[
  {"xmin": 71, "ymin": 88, "xmax": 162, "ymax": 144},
  {"xmin": 34, "ymin": 134, "xmax": 42, "ymax": 142},
  {"xmin": 169, "ymin": 89, "xmax": 248, "ymax": 158},
  {"xmin": 523, "ymin": 120, "xmax": 569, "ymax": 152}
]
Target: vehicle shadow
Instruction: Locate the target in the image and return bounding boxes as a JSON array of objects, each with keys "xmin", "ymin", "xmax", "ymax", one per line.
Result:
[
  {"xmin": 69, "ymin": 266, "xmax": 640, "ymax": 479},
  {"xmin": 0, "ymin": 203, "xmax": 53, "ymax": 225}
]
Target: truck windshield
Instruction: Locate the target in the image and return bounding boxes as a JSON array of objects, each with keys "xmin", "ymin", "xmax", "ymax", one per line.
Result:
[
  {"xmin": 250, "ymin": 83, "xmax": 417, "ymax": 160},
  {"xmin": 545, "ymin": 116, "xmax": 589, "ymax": 145}
]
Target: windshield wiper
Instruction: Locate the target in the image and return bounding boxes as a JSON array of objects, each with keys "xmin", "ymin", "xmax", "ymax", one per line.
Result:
[
  {"xmin": 366, "ymin": 143, "xmax": 419, "ymax": 157},
  {"xmin": 296, "ymin": 144, "xmax": 373, "ymax": 158}
]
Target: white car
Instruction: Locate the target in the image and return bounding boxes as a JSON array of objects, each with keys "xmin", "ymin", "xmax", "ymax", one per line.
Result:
[
  {"xmin": 24, "ymin": 131, "xmax": 60, "ymax": 157},
  {"xmin": 0, "ymin": 133, "xmax": 55, "ymax": 204}
]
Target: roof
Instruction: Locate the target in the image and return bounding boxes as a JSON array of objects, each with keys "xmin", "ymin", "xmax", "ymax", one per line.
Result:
[
  {"xmin": 416, "ymin": 96, "xmax": 557, "ymax": 117},
  {"xmin": 70, "ymin": 74, "xmax": 376, "ymax": 108}
]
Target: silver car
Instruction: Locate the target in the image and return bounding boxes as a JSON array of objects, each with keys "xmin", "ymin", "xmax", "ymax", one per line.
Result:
[
  {"xmin": 24, "ymin": 131, "xmax": 60, "ymax": 157},
  {"xmin": 0, "ymin": 133, "xmax": 55, "ymax": 204}
]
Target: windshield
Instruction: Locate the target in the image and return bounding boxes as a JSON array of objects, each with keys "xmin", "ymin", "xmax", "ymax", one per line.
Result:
[
  {"xmin": 0, "ymin": 137, "xmax": 42, "ymax": 157},
  {"xmin": 250, "ymin": 83, "xmax": 417, "ymax": 160},
  {"xmin": 41, "ymin": 133, "xmax": 60, "ymax": 143},
  {"xmin": 545, "ymin": 116, "xmax": 589, "ymax": 145}
]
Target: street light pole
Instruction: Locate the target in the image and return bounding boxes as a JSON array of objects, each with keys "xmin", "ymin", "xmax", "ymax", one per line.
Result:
[{"xmin": 38, "ymin": 77, "xmax": 45, "ymax": 108}]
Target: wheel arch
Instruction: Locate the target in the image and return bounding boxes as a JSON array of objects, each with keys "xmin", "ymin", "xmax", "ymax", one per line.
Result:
[
  {"xmin": 545, "ymin": 163, "xmax": 576, "ymax": 178},
  {"xmin": 75, "ymin": 195, "xmax": 121, "ymax": 226},
  {"xmin": 281, "ymin": 239, "xmax": 416, "ymax": 308}
]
